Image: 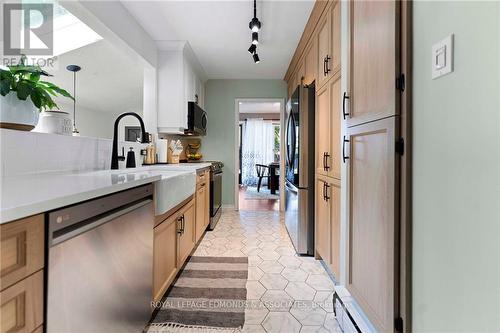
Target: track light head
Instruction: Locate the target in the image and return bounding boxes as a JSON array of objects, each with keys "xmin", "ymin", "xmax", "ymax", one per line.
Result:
[
  {"xmin": 252, "ymin": 32, "xmax": 259, "ymax": 45},
  {"xmin": 253, "ymin": 53, "xmax": 260, "ymax": 63},
  {"xmin": 248, "ymin": 44, "xmax": 257, "ymax": 54},
  {"xmin": 249, "ymin": 17, "xmax": 261, "ymax": 32}
]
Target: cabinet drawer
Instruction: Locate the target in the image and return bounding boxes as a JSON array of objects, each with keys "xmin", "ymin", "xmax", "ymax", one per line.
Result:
[
  {"xmin": 1, "ymin": 215, "xmax": 44, "ymax": 291},
  {"xmin": 153, "ymin": 217, "xmax": 178, "ymax": 302},
  {"xmin": 0, "ymin": 270, "xmax": 44, "ymax": 333},
  {"xmin": 196, "ymin": 170, "xmax": 209, "ymax": 185}
]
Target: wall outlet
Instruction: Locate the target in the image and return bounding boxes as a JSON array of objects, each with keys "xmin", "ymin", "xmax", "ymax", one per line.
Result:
[{"xmin": 432, "ymin": 34, "xmax": 454, "ymax": 79}]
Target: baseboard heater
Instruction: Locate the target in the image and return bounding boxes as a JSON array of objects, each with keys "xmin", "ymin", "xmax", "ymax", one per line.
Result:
[{"xmin": 333, "ymin": 292, "xmax": 362, "ymax": 333}]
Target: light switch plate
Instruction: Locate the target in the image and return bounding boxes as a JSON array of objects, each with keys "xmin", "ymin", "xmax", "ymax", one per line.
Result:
[{"xmin": 432, "ymin": 34, "xmax": 454, "ymax": 79}]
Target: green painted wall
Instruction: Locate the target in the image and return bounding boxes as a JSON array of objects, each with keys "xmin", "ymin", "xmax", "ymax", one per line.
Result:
[
  {"xmin": 203, "ymin": 79, "xmax": 287, "ymax": 205},
  {"xmin": 413, "ymin": 1, "xmax": 499, "ymax": 332}
]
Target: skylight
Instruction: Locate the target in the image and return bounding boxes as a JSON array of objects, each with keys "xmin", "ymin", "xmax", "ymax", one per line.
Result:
[{"xmin": 22, "ymin": 0, "xmax": 103, "ymax": 57}]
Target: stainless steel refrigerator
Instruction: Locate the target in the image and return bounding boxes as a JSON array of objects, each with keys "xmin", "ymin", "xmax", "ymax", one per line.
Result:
[{"xmin": 285, "ymin": 83, "xmax": 315, "ymax": 255}]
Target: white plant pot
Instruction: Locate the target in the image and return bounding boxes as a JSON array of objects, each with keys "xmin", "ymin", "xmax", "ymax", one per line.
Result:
[
  {"xmin": 33, "ymin": 110, "xmax": 73, "ymax": 135},
  {"xmin": 0, "ymin": 92, "xmax": 39, "ymax": 130}
]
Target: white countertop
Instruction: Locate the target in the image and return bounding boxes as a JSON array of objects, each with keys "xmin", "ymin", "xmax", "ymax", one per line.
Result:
[{"xmin": 0, "ymin": 163, "xmax": 212, "ymax": 224}]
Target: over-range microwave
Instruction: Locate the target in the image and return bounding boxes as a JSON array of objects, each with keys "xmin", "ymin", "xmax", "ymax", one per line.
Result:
[{"xmin": 185, "ymin": 101, "xmax": 207, "ymax": 136}]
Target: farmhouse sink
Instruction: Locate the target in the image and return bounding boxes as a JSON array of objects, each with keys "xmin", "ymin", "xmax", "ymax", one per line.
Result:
[{"xmin": 150, "ymin": 169, "xmax": 196, "ymax": 216}]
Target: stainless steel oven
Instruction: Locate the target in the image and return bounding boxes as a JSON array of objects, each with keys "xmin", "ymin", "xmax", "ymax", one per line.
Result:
[{"xmin": 209, "ymin": 163, "xmax": 223, "ymax": 230}]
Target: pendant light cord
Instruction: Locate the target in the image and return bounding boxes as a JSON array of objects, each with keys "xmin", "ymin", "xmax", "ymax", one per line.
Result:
[
  {"xmin": 254, "ymin": 0, "xmax": 256, "ymax": 18},
  {"xmin": 73, "ymin": 71, "xmax": 76, "ymax": 127}
]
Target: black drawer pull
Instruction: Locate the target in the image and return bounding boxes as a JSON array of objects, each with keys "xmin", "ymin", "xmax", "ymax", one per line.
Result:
[
  {"xmin": 343, "ymin": 92, "xmax": 350, "ymax": 119},
  {"xmin": 325, "ymin": 55, "xmax": 331, "ymax": 74},
  {"xmin": 343, "ymin": 136, "xmax": 350, "ymax": 163},
  {"xmin": 324, "ymin": 183, "xmax": 330, "ymax": 201}
]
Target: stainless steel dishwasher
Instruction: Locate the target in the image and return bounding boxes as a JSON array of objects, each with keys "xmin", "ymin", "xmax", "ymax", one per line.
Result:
[{"xmin": 46, "ymin": 184, "xmax": 154, "ymax": 333}]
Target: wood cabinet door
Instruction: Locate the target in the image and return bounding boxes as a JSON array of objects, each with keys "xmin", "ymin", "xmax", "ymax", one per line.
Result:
[
  {"xmin": 331, "ymin": 1, "xmax": 341, "ymax": 74},
  {"xmin": 347, "ymin": 0, "xmax": 400, "ymax": 127},
  {"xmin": 195, "ymin": 184, "xmax": 207, "ymax": 243},
  {"xmin": 177, "ymin": 201, "xmax": 195, "ymax": 267},
  {"xmin": 153, "ymin": 216, "xmax": 178, "ymax": 302},
  {"xmin": 315, "ymin": 178, "xmax": 330, "ymax": 263},
  {"xmin": 346, "ymin": 117, "xmax": 399, "ymax": 332},
  {"xmin": 303, "ymin": 38, "xmax": 317, "ymax": 86},
  {"xmin": 204, "ymin": 181, "xmax": 211, "ymax": 228},
  {"xmin": 0, "ymin": 270, "xmax": 43, "ymax": 333},
  {"xmin": 1, "ymin": 215, "xmax": 44, "ymax": 291},
  {"xmin": 296, "ymin": 61, "xmax": 305, "ymax": 88},
  {"xmin": 315, "ymin": 84, "xmax": 331, "ymax": 177},
  {"xmin": 329, "ymin": 74, "xmax": 342, "ymax": 180},
  {"xmin": 317, "ymin": 12, "xmax": 331, "ymax": 89},
  {"xmin": 329, "ymin": 179, "xmax": 341, "ymax": 279}
]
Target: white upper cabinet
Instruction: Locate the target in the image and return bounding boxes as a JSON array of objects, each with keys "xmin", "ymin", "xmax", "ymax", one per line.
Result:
[{"xmin": 157, "ymin": 42, "xmax": 206, "ymax": 134}]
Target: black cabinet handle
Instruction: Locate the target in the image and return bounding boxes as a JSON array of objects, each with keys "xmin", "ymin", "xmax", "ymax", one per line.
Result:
[
  {"xmin": 343, "ymin": 136, "xmax": 350, "ymax": 163},
  {"xmin": 177, "ymin": 216, "xmax": 183, "ymax": 234},
  {"xmin": 325, "ymin": 183, "xmax": 330, "ymax": 201},
  {"xmin": 325, "ymin": 55, "xmax": 331, "ymax": 75},
  {"xmin": 324, "ymin": 152, "xmax": 330, "ymax": 171},
  {"xmin": 343, "ymin": 92, "xmax": 350, "ymax": 119},
  {"xmin": 182, "ymin": 215, "xmax": 185, "ymax": 234},
  {"xmin": 323, "ymin": 57, "xmax": 327, "ymax": 76}
]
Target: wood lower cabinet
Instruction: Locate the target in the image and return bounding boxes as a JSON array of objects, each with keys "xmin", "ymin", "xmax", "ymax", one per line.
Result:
[
  {"xmin": 195, "ymin": 169, "xmax": 210, "ymax": 242},
  {"xmin": 316, "ymin": 83, "xmax": 331, "ymax": 177},
  {"xmin": 0, "ymin": 214, "xmax": 45, "ymax": 333},
  {"xmin": 329, "ymin": 180, "xmax": 341, "ymax": 279},
  {"xmin": 316, "ymin": 72, "xmax": 341, "ymax": 180},
  {"xmin": 153, "ymin": 197, "xmax": 197, "ymax": 301},
  {"xmin": 153, "ymin": 215, "xmax": 178, "ymax": 302},
  {"xmin": 315, "ymin": 176, "xmax": 341, "ymax": 279},
  {"xmin": 1, "ymin": 215, "xmax": 44, "ymax": 291},
  {"xmin": 176, "ymin": 200, "xmax": 195, "ymax": 267},
  {"xmin": 315, "ymin": 177, "xmax": 331, "ymax": 264},
  {"xmin": 195, "ymin": 183, "xmax": 208, "ymax": 242},
  {"xmin": 346, "ymin": 117, "xmax": 398, "ymax": 332},
  {"xmin": 0, "ymin": 270, "xmax": 44, "ymax": 333}
]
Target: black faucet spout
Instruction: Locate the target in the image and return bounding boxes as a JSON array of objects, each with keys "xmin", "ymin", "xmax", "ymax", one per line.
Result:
[{"xmin": 111, "ymin": 112, "xmax": 149, "ymax": 169}]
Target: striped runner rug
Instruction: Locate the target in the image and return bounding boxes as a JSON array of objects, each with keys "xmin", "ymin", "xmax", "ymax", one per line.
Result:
[{"xmin": 147, "ymin": 256, "xmax": 248, "ymax": 333}]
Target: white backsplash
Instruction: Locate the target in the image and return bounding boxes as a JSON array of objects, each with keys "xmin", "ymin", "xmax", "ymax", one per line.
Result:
[{"xmin": 0, "ymin": 129, "xmax": 147, "ymax": 177}]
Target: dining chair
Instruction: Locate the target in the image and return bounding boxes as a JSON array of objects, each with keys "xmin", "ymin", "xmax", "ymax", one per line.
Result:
[{"xmin": 255, "ymin": 164, "xmax": 270, "ymax": 192}]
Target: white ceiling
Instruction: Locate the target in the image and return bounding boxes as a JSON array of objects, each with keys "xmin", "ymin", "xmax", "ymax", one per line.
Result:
[
  {"xmin": 239, "ymin": 101, "xmax": 280, "ymax": 113},
  {"xmin": 121, "ymin": 0, "xmax": 315, "ymax": 79},
  {"xmin": 46, "ymin": 39, "xmax": 143, "ymax": 114}
]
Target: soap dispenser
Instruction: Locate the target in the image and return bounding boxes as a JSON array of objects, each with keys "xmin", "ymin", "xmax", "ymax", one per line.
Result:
[{"xmin": 126, "ymin": 147, "xmax": 136, "ymax": 168}]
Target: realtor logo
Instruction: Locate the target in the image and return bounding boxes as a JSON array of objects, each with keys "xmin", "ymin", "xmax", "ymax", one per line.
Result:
[{"xmin": 3, "ymin": 3, "xmax": 54, "ymax": 56}]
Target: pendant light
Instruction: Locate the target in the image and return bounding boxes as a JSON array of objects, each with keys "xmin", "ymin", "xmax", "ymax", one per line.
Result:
[
  {"xmin": 248, "ymin": 0, "xmax": 261, "ymax": 32},
  {"xmin": 251, "ymin": 32, "xmax": 259, "ymax": 45},
  {"xmin": 253, "ymin": 53, "xmax": 260, "ymax": 64},
  {"xmin": 66, "ymin": 64, "xmax": 81, "ymax": 136},
  {"xmin": 248, "ymin": 44, "xmax": 257, "ymax": 54},
  {"xmin": 248, "ymin": 0, "xmax": 261, "ymax": 63}
]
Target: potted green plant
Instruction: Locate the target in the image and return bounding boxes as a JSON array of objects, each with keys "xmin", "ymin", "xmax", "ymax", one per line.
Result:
[{"xmin": 0, "ymin": 55, "xmax": 74, "ymax": 131}]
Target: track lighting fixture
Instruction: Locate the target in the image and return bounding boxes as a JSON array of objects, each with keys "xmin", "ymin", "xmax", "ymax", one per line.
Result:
[
  {"xmin": 248, "ymin": 44, "xmax": 257, "ymax": 54},
  {"xmin": 248, "ymin": 0, "xmax": 261, "ymax": 32},
  {"xmin": 247, "ymin": 0, "xmax": 262, "ymax": 63},
  {"xmin": 253, "ymin": 53, "xmax": 260, "ymax": 64},
  {"xmin": 249, "ymin": 17, "xmax": 261, "ymax": 32},
  {"xmin": 252, "ymin": 32, "xmax": 259, "ymax": 45}
]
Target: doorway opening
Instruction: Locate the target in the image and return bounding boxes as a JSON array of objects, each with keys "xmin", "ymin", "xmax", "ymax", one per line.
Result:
[{"xmin": 234, "ymin": 98, "xmax": 285, "ymax": 211}]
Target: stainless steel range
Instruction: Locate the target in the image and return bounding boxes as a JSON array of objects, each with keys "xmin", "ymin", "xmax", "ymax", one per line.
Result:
[
  {"xmin": 208, "ymin": 161, "xmax": 223, "ymax": 230},
  {"xmin": 187, "ymin": 160, "xmax": 223, "ymax": 230}
]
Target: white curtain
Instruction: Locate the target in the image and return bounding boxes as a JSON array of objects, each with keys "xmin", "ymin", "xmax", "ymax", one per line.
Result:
[{"xmin": 241, "ymin": 118, "xmax": 275, "ymax": 186}]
